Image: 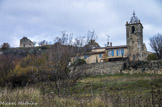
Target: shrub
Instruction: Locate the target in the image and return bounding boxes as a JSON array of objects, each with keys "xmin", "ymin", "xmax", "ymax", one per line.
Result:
[
  {"xmin": 71, "ymin": 59, "xmax": 87, "ymax": 66},
  {"xmin": 0, "ymin": 55, "xmax": 17, "ymax": 86},
  {"xmin": 6, "ymin": 55, "xmax": 47, "ymax": 87},
  {"xmin": 1, "ymin": 43, "xmax": 10, "ymax": 51},
  {"xmin": 147, "ymin": 53, "xmax": 158, "ymax": 60},
  {"xmin": 40, "ymin": 45, "xmax": 49, "ymax": 50}
]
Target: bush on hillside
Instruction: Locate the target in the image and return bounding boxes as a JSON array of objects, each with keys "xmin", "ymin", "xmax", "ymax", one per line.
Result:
[
  {"xmin": 71, "ymin": 59, "xmax": 87, "ymax": 66},
  {"xmin": 147, "ymin": 53, "xmax": 158, "ymax": 60},
  {"xmin": 1, "ymin": 43, "xmax": 10, "ymax": 51},
  {"xmin": 0, "ymin": 54, "xmax": 47, "ymax": 87},
  {"xmin": 0, "ymin": 55, "xmax": 18, "ymax": 86}
]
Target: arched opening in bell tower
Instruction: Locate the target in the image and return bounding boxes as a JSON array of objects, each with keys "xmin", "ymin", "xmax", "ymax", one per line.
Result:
[{"xmin": 132, "ymin": 26, "xmax": 135, "ymax": 33}]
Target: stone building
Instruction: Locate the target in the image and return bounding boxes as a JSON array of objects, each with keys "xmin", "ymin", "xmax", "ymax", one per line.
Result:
[
  {"xmin": 78, "ymin": 12, "xmax": 148, "ymax": 64},
  {"xmin": 126, "ymin": 11, "xmax": 147, "ymax": 61},
  {"xmin": 20, "ymin": 37, "xmax": 34, "ymax": 48}
]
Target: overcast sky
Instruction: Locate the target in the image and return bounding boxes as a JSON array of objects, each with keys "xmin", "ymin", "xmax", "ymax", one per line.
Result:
[{"xmin": 0, "ymin": 0, "xmax": 162, "ymax": 51}]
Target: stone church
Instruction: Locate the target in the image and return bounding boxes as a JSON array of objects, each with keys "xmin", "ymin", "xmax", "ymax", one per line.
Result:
[{"xmin": 80, "ymin": 12, "xmax": 148, "ymax": 64}]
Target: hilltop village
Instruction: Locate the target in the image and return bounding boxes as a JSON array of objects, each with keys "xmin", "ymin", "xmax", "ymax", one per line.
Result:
[
  {"xmin": 0, "ymin": 11, "xmax": 162, "ymax": 107},
  {"xmin": 19, "ymin": 12, "xmax": 148, "ymax": 64}
]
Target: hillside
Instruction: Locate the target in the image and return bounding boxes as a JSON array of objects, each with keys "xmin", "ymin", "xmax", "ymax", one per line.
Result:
[
  {"xmin": 0, "ymin": 46, "xmax": 49, "ymax": 57},
  {"xmin": 0, "ymin": 74, "xmax": 162, "ymax": 106}
]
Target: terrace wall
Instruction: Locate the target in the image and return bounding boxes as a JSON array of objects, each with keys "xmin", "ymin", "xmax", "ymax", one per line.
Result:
[{"xmin": 72, "ymin": 61, "xmax": 162, "ymax": 75}]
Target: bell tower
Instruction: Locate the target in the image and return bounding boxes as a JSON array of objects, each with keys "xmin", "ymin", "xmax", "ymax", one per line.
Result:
[{"xmin": 126, "ymin": 11, "xmax": 145, "ymax": 61}]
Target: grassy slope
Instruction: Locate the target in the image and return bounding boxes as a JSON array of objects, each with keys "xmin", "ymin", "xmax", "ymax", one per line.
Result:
[
  {"xmin": 70, "ymin": 74, "xmax": 162, "ymax": 96},
  {"xmin": 0, "ymin": 74, "xmax": 162, "ymax": 106}
]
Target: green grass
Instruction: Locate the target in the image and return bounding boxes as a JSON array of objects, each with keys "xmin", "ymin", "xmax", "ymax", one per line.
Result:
[
  {"xmin": 0, "ymin": 74, "xmax": 162, "ymax": 106},
  {"xmin": 71, "ymin": 74, "xmax": 162, "ymax": 94}
]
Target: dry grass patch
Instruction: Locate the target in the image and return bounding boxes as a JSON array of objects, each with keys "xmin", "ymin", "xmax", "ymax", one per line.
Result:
[{"xmin": 0, "ymin": 87, "xmax": 40, "ymax": 103}]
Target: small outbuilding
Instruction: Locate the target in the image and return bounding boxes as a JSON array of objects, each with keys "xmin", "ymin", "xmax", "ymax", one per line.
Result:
[{"xmin": 20, "ymin": 37, "xmax": 34, "ymax": 48}]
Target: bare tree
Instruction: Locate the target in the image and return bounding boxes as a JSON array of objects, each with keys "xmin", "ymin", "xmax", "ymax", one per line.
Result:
[
  {"xmin": 87, "ymin": 30, "xmax": 97, "ymax": 43},
  {"xmin": 150, "ymin": 33, "xmax": 162, "ymax": 59},
  {"xmin": 54, "ymin": 31, "xmax": 73, "ymax": 45},
  {"xmin": 46, "ymin": 32, "xmax": 84, "ymax": 96},
  {"xmin": 84, "ymin": 30, "xmax": 100, "ymax": 52},
  {"xmin": 38, "ymin": 40, "xmax": 48, "ymax": 46},
  {"xmin": 33, "ymin": 41, "xmax": 36, "ymax": 47},
  {"xmin": 37, "ymin": 31, "xmax": 100, "ymax": 96}
]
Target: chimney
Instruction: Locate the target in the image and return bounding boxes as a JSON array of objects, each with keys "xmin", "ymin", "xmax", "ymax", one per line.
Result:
[
  {"xmin": 110, "ymin": 42, "xmax": 112, "ymax": 47},
  {"xmin": 107, "ymin": 42, "xmax": 109, "ymax": 47}
]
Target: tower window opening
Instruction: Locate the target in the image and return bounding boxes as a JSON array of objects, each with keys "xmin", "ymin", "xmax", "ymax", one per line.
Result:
[{"xmin": 132, "ymin": 26, "xmax": 135, "ymax": 33}]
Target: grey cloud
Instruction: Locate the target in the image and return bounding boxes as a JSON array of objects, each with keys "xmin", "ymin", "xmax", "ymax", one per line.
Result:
[{"xmin": 0, "ymin": 0, "xmax": 161, "ymax": 51}]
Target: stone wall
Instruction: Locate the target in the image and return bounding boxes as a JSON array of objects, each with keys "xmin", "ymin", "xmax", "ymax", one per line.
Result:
[
  {"xmin": 71, "ymin": 61, "xmax": 124, "ymax": 76},
  {"xmin": 122, "ymin": 61, "xmax": 162, "ymax": 74},
  {"xmin": 71, "ymin": 61, "xmax": 162, "ymax": 76}
]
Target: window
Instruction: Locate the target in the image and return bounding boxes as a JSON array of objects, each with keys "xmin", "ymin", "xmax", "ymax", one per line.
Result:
[
  {"xmin": 108, "ymin": 51, "xmax": 112, "ymax": 56},
  {"xmin": 117, "ymin": 49, "xmax": 124, "ymax": 56},
  {"xmin": 117, "ymin": 49, "xmax": 122, "ymax": 56},
  {"xmin": 122, "ymin": 49, "xmax": 124, "ymax": 55},
  {"xmin": 84, "ymin": 55, "xmax": 88, "ymax": 59},
  {"xmin": 132, "ymin": 26, "xmax": 135, "ymax": 33},
  {"xmin": 108, "ymin": 50, "xmax": 114, "ymax": 57},
  {"xmin": 99, "ymin": 54, "xmax": 102, "ymax": 58}
]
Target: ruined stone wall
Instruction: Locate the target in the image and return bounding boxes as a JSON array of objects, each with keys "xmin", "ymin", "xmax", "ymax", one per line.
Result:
[{"xmin": 72, "ymin": 61, "xmax": 162, "ymax": 76}]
